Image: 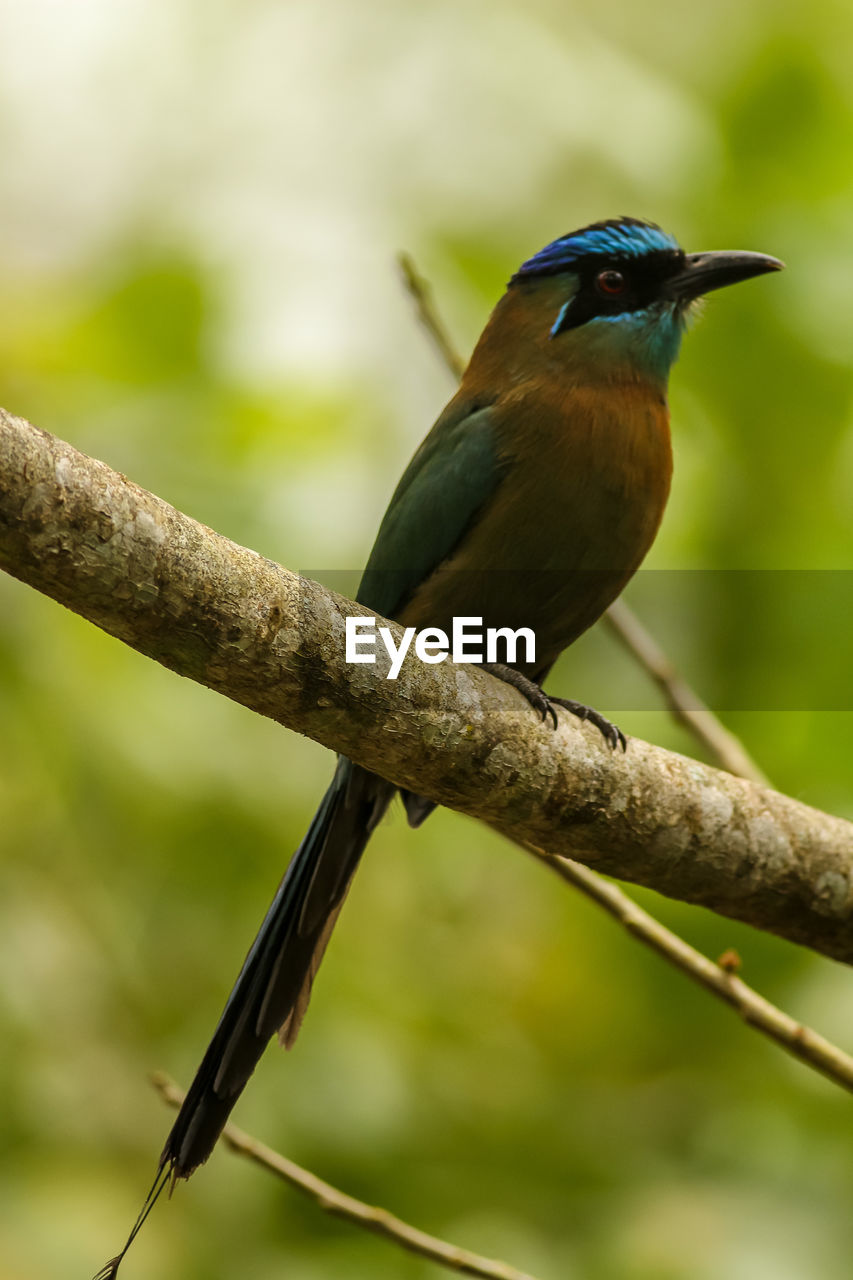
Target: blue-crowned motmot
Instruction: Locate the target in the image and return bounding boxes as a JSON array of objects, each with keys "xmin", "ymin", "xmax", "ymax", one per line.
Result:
[{"xmin": 101, "ymin": 218, "xmax": 781, "ymax": 1273}]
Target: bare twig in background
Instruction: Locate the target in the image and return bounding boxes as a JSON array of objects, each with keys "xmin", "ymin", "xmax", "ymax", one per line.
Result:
[
  {"xmin": 398, "ymin": 252, "xmax": 853, "ymax": 1098},
  {"xmin": 398, "ymin": 249, "xmax": 767, "ymax": 783},
  {"xmin": 398, "ymin": 252, "xmax": 466, "ymax": 380},
  {"xmin": 152, "ymin": 1073, "xmax": 540, "ymax": 1280},
  {"xmin": 526, "ymin": 849, "xmax": 853, "ymax": 1093},
  {"xmin": 604, "ymin": 600, "xmax": 769, "ymax": 784}
]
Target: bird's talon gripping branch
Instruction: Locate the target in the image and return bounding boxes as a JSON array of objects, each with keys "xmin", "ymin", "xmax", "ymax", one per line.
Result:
[
  {"xmin": 536, "ymin": 690, "xmax": 559, "ymax": 729},
  {"xmin": 548, "ymin": 697, "xmax": 628, "ymax": 752},
  {"xmin": 481, "ymin": 664, "xmax": 622, "ymax": 746},
  {"xmin": 482, "ymin": 662, "xmax": 555, "ymax": 727}
]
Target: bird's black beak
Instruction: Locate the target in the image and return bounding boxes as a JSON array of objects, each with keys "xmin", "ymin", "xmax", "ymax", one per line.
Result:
[{"xmin": 666, "ymin": 250, "xmax": 784, "ymax": 303}]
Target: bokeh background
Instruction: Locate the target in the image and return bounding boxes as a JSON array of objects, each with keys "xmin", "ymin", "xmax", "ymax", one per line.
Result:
[{"xmin": 1, "ymin": 2, "xmax": 852, "ymax": 1277}]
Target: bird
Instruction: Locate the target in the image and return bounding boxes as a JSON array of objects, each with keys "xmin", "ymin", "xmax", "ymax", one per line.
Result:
[{"xmin": 98, "ymin": 217, "xmax": 782, "ymax": 1274}]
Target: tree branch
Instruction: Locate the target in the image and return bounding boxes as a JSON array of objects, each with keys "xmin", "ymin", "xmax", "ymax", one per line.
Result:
[
  {"xmin": 393, "ymin": 255, "xmax": 853, "ymax": 1089},
  {"xmin": 151, "ymin": 1073, "xmax": 540, "ymax": 1280},
  {"xmin": 2, "ymin": 406, "xmax": 853, "ymax": 964},
  {"xmin": 398, "ymin": 252, "xmax": 466, "ymax": 381},
  {"xmin": 603, "ymin": 600, "xmax": 770, "ymax": 785},
  {"xmin": 526, "ymin": 848, "xmax": 853, "ymax": 1091}
]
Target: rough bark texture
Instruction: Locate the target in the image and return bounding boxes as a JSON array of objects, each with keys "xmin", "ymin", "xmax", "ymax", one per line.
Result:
[{"xmin": 2, "ymin": 406, "xmax": 852, "ymax": 963}]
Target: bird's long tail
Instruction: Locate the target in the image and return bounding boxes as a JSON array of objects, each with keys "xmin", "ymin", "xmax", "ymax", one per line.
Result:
[
  {"xmin": 162, "ymin": 757, "xmax": 392, "ymax": 1179},
  {"xmin": 96, "ymin": 758, "xmax": 392, "ymax": 1278}
]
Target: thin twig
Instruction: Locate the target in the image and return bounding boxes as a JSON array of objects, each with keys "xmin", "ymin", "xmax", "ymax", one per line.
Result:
[
  {"xmin": 524, "ymin": 847, "xmax": 853, "ymax": 1093},
  {"xmin": 604, "ymin": 600, "xmax": 769, "ymax": 784},
  {"xmin": 399, "ymin": 254, "xmax": 853, "ymax": 1096},
  {"xmin": 151, "ymin": 1073, "xmax": 540, "ymax": 1280},
  {"xmin": 398, "ymin": 252, "xmax": 467, "ymax": 380},
  {"xmin": 397, "ymin": 249, "xmax": 766, "ymax": 783}
]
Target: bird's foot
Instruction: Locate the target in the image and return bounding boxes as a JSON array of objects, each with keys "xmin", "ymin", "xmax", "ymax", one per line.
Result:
[
  {"xmin": 483, "ymin": 663, "xmax": 558, "ymax": 726},
  {"xmin": 547, "ymin": 697, "xmax": 627, "ymax": 752},
  {"xmin": 482, "ymin": 664, "xmax": 626, "ymax": 751}
]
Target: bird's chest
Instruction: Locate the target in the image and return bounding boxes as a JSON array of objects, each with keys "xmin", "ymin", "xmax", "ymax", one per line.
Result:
[
  {"xmin": 488, "ymin": 381, "xmax": 672, "ymax": 572},
  {"xmin": 402, "ymin": 380, "xmax": 672, "ymax": 662}
]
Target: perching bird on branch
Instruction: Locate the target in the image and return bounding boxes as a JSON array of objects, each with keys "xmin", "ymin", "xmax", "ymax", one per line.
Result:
[{"xmin": 101, "ymin": 218, "xmax": 781, "ymax": 1273}]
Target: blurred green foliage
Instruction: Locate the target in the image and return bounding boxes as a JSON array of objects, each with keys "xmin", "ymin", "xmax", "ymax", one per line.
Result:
[{"xmin": 1, "ymin": 3, "xmax": 852, "ymax": 1278}]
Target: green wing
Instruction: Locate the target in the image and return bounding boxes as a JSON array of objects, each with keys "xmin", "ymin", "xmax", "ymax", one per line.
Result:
[{"xmin": 356, "ymin": 403, "xmax": 504, "ymax": 620}]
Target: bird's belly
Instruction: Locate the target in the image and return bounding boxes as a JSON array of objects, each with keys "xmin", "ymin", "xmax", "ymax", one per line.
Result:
[
  {"xmin": 400, "ymin": 554, "xmax": 630, "ymax": 677},
  {"xmin": 401, "ymin": 392, "xmax": 671, "ymax": 673}
]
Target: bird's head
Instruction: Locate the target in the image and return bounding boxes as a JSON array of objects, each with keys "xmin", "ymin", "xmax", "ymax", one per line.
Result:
[{"xmin": 509, "ymin": 218, "xmax": 783, "ymax": 381}]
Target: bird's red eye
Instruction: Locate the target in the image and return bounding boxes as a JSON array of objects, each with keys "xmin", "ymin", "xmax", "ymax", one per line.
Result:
[{"xmin": 596, "ymin": 269, "xmax": 626, "ymax": 295}]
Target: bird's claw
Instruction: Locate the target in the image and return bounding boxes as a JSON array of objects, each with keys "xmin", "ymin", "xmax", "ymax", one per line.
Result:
[
  {"xmin": 547, "ymin": 697, "xmax": 627, "ymax": 752},
  {"xmin": 481, "ymin": 665, "xmax": 626, "ymax": 751},
  {"xmin": 527, "ymin": 686, "xmax": 558, "ymax": 729}
]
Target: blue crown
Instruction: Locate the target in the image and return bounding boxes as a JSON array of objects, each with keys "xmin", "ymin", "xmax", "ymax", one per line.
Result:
[{"xmin": 512, "ymin": 218, "xmax": 681, "ymax": 283}]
